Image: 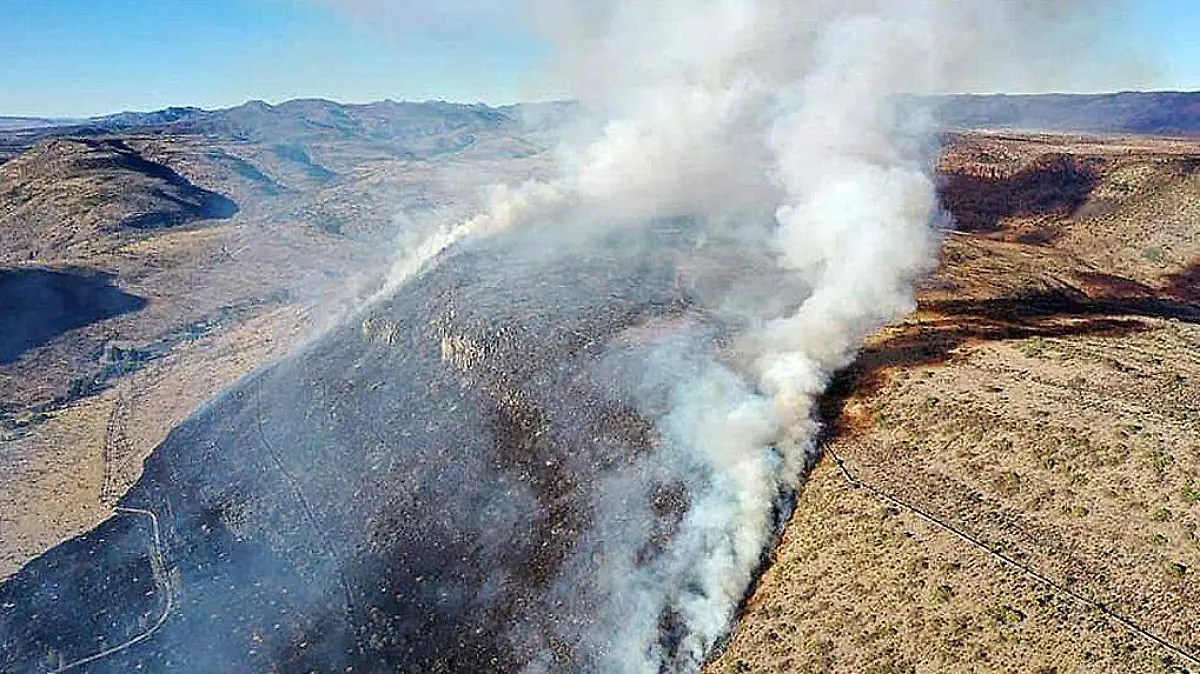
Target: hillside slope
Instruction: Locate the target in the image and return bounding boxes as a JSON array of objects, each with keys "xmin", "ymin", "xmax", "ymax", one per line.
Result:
[
  {"xmin": 0, "ymin": 102, "xmax": 558, "ymax": 579},
  {"xmin": 708, "ymin": 133, "xmax": 1200, "ymax": 674},
  {"xmin": 0, "ymin": 138, "xmax": 237, "ymax": 263},
  {"xmin": 0, "ymin": 100, "xmax": 1197, "ymax": 671}
]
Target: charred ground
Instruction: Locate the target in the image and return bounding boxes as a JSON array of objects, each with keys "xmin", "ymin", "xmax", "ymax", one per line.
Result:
[{"xmin": 0, "ymin": 97, "xmax": 1198, "ymax": 673}]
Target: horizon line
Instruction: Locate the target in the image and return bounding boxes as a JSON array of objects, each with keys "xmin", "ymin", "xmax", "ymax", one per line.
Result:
[{"xmin": 4, "ymin": 89, "xmax": 1199, "ymax": 122}]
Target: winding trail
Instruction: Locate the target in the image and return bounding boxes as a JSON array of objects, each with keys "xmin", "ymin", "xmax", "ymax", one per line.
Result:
[
  {"xmin": 44, "ymin": 507, "xmax": 173, "ymax": 674},
  {"xmin": 824, "ymin": 447, "xmax": 1200, "ymax": 669},
  {"xmin": 99, "ymin": 392, "xmax": 133, "ymax": 507}
]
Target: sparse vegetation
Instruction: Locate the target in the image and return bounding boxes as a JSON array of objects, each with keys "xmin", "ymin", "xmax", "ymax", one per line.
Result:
[
  {"xmin": 710, "ymin": 132, "xmax": 1200, "ymax": 674},
  {"xmin": 0, "ymin": 100, "xmax": 559, "ymax": 580},
  {"xmin": 3, "ymin": 111, "xmax": 1198, "ymax": 673}
]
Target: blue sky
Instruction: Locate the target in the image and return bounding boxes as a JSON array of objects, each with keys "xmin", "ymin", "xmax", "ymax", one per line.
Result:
[
  {"xmin": 0, "ymin": 0, "xmax": 552, "ymax": 116},
  {"xmin": 1, "ymin": 0, "xmax": 1198, "ymax": 117}
]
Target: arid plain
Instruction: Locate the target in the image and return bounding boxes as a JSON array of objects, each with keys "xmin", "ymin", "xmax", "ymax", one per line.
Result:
[{"xmin": 1, "ymin": 102, "xmax": 1197, "ymax": 672}]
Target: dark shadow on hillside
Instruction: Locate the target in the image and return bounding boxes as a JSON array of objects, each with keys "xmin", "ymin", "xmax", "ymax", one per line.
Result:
[
  {"xmin": 80, "ymin": 139, "xmax": 240, "ymax": 228},
  {"xmin": 816, "ymin": 283, "xmax": 1198, "ymax": 441},
  {"xmin": 0, "ymin": 268, "xmax": 146, "ymax": 363},
  {"xmin": 938, "ymin": 154, "xmax": 1100, "ymax": 235},
  {"xmin": 1165, "ymin": 262, "xmax": 1200, "ymax": 304},
  {"xmin": 928, "ymin": 287, "xmax": 1200, "ymax": 325}
]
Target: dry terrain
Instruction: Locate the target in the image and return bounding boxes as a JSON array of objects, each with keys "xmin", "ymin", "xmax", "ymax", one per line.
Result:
[
  {"xmin": 0, "ymin": 106, "xmax": 1197, "ymax": 672},
  {"xmin": 708, "ymin": 133, "xmax": 1200, "ymax": 673},
  {"xmin": 0, "ymin": 103, "xmax": 557, "ymax": 576}
]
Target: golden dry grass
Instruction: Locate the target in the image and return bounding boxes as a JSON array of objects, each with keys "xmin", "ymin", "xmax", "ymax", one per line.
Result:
[
  {"xmin": 0, "ymin": 305, "xmax": 309, "ymax": 577},
  {"xmin": 1, "ymin": 132, "xmax": 1196, "ymax": 672},
  {"xmin": 708, "ymin": 133, "xmax": 1200, "ymax": 674}
]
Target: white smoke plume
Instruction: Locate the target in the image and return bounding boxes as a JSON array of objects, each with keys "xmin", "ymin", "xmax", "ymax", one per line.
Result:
[
  {"xmin": 337, "ymin": 0, "xmax": 1130, "ymax": 670},
  {"xmin": 470, "ymin": 2, "xmax": 1126, "ymax": 671}
]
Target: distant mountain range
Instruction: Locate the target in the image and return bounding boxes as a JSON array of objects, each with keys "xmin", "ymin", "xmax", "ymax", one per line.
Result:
[
  {"xmin": 0, "ymin": 117, "xmax": 80, "ymax": 131},
  {"xmin": 928, "ymin": 91, "xmax": 1200, "ymax": 136},
  {"xmin": 0, "ymin": 98, "xmax": 572, "ymax": 169},
  {"xmin": 2, "ymin": 92, "xmax": 1199, "ymax": 138},
  {"xmin": 0, "ymin": 98, "xmax": 567, "ymax": 140}
]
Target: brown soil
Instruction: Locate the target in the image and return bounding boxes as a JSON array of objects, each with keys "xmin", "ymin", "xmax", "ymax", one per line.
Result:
[
  {"xmin": 2, "ymin": 129, "xmax": 1197, "ymax": 672},
  {"xmin": 0, "ymin": 130, "xmax": 555, "ymax": 578},
  {"xmin": 708, "ymin": 133, "xmax": 1200, "ymax": 674}
]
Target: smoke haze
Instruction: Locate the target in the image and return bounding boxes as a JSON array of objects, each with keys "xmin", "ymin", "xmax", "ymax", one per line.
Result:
[
  {"xmin": 295, "ymin": 0, "xmax": 1138, "ymax": 671},
  {"xmin": 409, "ymin": 1, "xmax": 1133, "ymax": 671},
  {"xmin": 0, "ymin": 3, "xmax": 1164, "ymax": 674}
]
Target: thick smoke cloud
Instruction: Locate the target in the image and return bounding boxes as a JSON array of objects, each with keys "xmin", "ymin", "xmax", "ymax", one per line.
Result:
[
  {"xmin": 317, "ymin": 0, "xmax": 1133, "ymax": 671},
  {"xmin": 506, "ymin": 0, "xmax": 1134, "ymax": 446},
  {"xmin": 459, "ymin": 2, "xmax": 1130, "ymax": 671}
]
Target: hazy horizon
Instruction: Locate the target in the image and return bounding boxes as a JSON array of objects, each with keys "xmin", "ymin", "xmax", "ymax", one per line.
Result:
[
  {"xmin": 3, "ymin": 0, "xmax": 1199, "ymax": 118},
  {"xmin": 7, "ymin": 88, "xmax": 1200, "ymax": 123}
]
